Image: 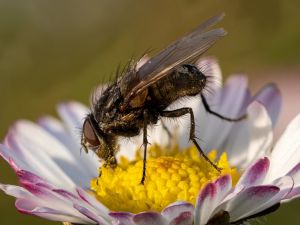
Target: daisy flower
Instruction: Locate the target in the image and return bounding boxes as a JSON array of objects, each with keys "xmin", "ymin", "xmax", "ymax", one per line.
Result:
[{"xmin": 1, "ymin": 58, "xmax": 299, "ymax": 225}]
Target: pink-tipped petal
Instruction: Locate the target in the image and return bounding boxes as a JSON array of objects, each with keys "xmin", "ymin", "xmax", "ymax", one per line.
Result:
[
  {"xmin": 20, "ymin": 182, "xmax": 91, "ymax": 217},
  {"xmin": 169, "ymin": 211, "xmax": 193, "ymax": 225},
  {"xmin": 195, "ymin": 183, "xmax": 217, "ymax": 225},
  {"xmin": 53, "ymin": 189, "xmax": 80, "ymax": 201},
  {"xmin": 195, "ymin": 175, "xmax": 232, "ymax": 225},
  {"xmin": 254, "ymin": 83, "xmax": 282, "ymax": 127},
  {"xmin": 0, "ymin": 184, "xmax": 35, "ymax": 199},
  {"xmin": 236, "ymin": 157, "xmax": 270, "ymax": 187},
  {"xmin": 241, "ymin": 176, "xmax": 293, "ymax": 219},
  {"xmin": 74, "ymin": 203, "xmax": 108, "ymax": 225},
  {"xmin": 133, "ymin": 212, "xmax": 168, "ymax": 225},
  {"xmin": 214, "ymin": 175, "xmax": 233, "ymax": 203},
  {"xmin": 286, "ymin": 162, "xmax": 300, "ymax": 184},
  {"xmin": 109, "ymin": 212, "xmax": 134, "ymax": 225},
  {"xmin": 226, "ymin": 185, "xmax": 279, "ymax": 222},
  {"xmin": 0, "ymin": 144, "xmax": 27, "ymax": 172},
  {"xmin": 286, "ymin": 162, "xmax": 300, "ymax": 177},
  {"xmin": 17, "ymin": 170, "xmax": 53, "ymax": 189},
  {"xmin": 76, "ymin": 187, "xmax": 110, "ymax": 218},
  {"xmin": 285, "ymin": 186, "xmax": 300, "ymax": 200},
  {"xmin": 162, "ymin": 202, "xmax": 194, "ymax": 222},
  {"xmin": 16, "ymin": 199, "xmax": 94, "ymax": 224}
]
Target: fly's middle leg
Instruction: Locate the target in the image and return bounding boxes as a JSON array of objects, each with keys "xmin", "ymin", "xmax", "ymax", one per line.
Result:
[
  {"xmin": 160, "ymin": 107, "xmax": 221, "ymax": 172},
  {"xmin": 140, "ymin": 110, "xmax": 149, "ymax": 185}
]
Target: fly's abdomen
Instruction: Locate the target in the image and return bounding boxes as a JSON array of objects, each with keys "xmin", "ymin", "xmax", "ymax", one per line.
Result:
[{"xmin": 148, "ymin": 64, "xmax": 206, "ymax": 109}]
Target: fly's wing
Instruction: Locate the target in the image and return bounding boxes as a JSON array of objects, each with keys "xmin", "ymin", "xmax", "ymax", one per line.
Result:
[{"xmin": 123, "ymin": 13, "xmax": 226, "ymax": 104}]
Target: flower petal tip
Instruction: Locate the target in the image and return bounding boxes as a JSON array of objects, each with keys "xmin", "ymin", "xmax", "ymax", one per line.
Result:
[
  {"xmin": 215, "ymin": 175, "xmax": 232, "ymax": 189},
  {"xmin": 198, "ymin": 182, "xmax": 217, "ymax": 201},
  {"xmin": 237, "ymin": 157, "xmax": 270, "ymax": 187},
  {"xmin": 169, "ymin": 211, "xmax": 193, "ymax": 225},
  {"xmin": 162, "ymin": 202, "xmax": 194, "ymax": 222},
  {"xmin": 133, "ymin": 212, "xmax": 166, "ymax": 225}
]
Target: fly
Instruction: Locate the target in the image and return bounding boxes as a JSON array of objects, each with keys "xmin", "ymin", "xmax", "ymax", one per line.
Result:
[{"xmin": 81, "ymin": 13, "xmax": 246, "ymax": 184}]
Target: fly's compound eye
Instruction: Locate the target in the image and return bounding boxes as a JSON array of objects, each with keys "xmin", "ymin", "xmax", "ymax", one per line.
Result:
[{"xmin": 82, "ymin": 118, "xmax": 100, "ymax": 148}]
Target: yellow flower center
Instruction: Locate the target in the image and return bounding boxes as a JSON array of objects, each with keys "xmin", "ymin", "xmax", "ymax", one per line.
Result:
[{"xmin": 90, "ymin": 144, "xmax": 239, "ymax": 213}]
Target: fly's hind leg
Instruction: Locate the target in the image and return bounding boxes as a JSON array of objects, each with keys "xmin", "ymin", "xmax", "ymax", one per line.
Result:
[
  {"xmin": 160, "ymin": 108, "xmax": 221, "ymax": 172},
  {"xmin": 201, "ymin": 94, "xmax": 247, "ymax": 121}
]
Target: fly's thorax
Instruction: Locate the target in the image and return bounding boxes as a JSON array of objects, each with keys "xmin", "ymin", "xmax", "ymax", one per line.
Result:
[
  {"xmin": 93, "ymin": 84, "xmax": 124, "ymax": 124},
  {"xmin": 147, "ymin": 64, "xmax": 206, "ymax": 109}
]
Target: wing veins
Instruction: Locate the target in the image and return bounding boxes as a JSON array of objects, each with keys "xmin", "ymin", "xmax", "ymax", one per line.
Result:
[{"xmin": 123, "ymin": 14, "xmax": 226, "ymax": 103}]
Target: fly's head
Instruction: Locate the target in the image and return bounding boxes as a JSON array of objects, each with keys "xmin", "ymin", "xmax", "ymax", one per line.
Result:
[
  {"xmin": 81, "ymin": 113, "xmax": 117, "ymax": 167},
  {"xmin": 182, "ymin": 64, "xmax": 207, "ymax": 89}
]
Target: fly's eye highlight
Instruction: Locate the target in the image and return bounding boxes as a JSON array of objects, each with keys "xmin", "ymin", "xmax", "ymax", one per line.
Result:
[{"xmin": 83, "ymin": 118, "xmax": 100, "ymax": 147}]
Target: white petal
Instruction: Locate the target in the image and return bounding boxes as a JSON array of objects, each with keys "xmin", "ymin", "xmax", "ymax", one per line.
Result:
[
  {"xmin": 254, "ymin": 83, "xmax": 282, "ymax": 127},
  {"xmin": 223, "ymin": 101, "xmax": 273, "ymax": 168},
  {"xmin": 117, "ymin": 136, "xmax": 141, "ymax": 161},
  {"xmin": 244, "ymin": 103, "xmax": 273, "ymax": 165},
  {"xmin": 198, "ymin": 75, "xmax": 249, "ymax": 152},
  {"xmin": 57, "ymin": 101, "xmax": 89, "ymax": 142},
  {"xmin": 38, "ymin": 116, "xmax": 99, "ymax": 183},
  {"xmin": 4, "ymin": 120, "xmax": 87, "ymax": 189},
  {"xmin": 266, "ymin": 114, "xmax": 300, "ymax": 182}
]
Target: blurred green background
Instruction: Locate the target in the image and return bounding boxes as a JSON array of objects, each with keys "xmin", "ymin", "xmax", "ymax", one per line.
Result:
[{"xmin": 0, "ymin": 0, "xmax": 299, "ymax": 224}]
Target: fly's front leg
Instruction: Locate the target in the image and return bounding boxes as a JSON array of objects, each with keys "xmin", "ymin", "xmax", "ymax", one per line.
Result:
[
  {"xmin": 160, "ymin": 108, "xmax": 221, "ymax": 172},
  {"xmin": 141, "ymin": 110, "xmax": 149, "ymax": 184},
  {"xmin": 201, "ymin": 94, "xmax": 247, "ymax": 121}
]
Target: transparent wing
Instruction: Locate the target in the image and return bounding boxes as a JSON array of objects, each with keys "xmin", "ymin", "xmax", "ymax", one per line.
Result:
[{"xmin": 123, "ymin": 13, "xmax": 226, "ymax": 103}]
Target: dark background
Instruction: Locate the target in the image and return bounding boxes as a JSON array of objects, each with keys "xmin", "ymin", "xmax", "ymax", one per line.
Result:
[{"xmin": 0, "ymin": 1, "xmax": 299, "ymax": 224}]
